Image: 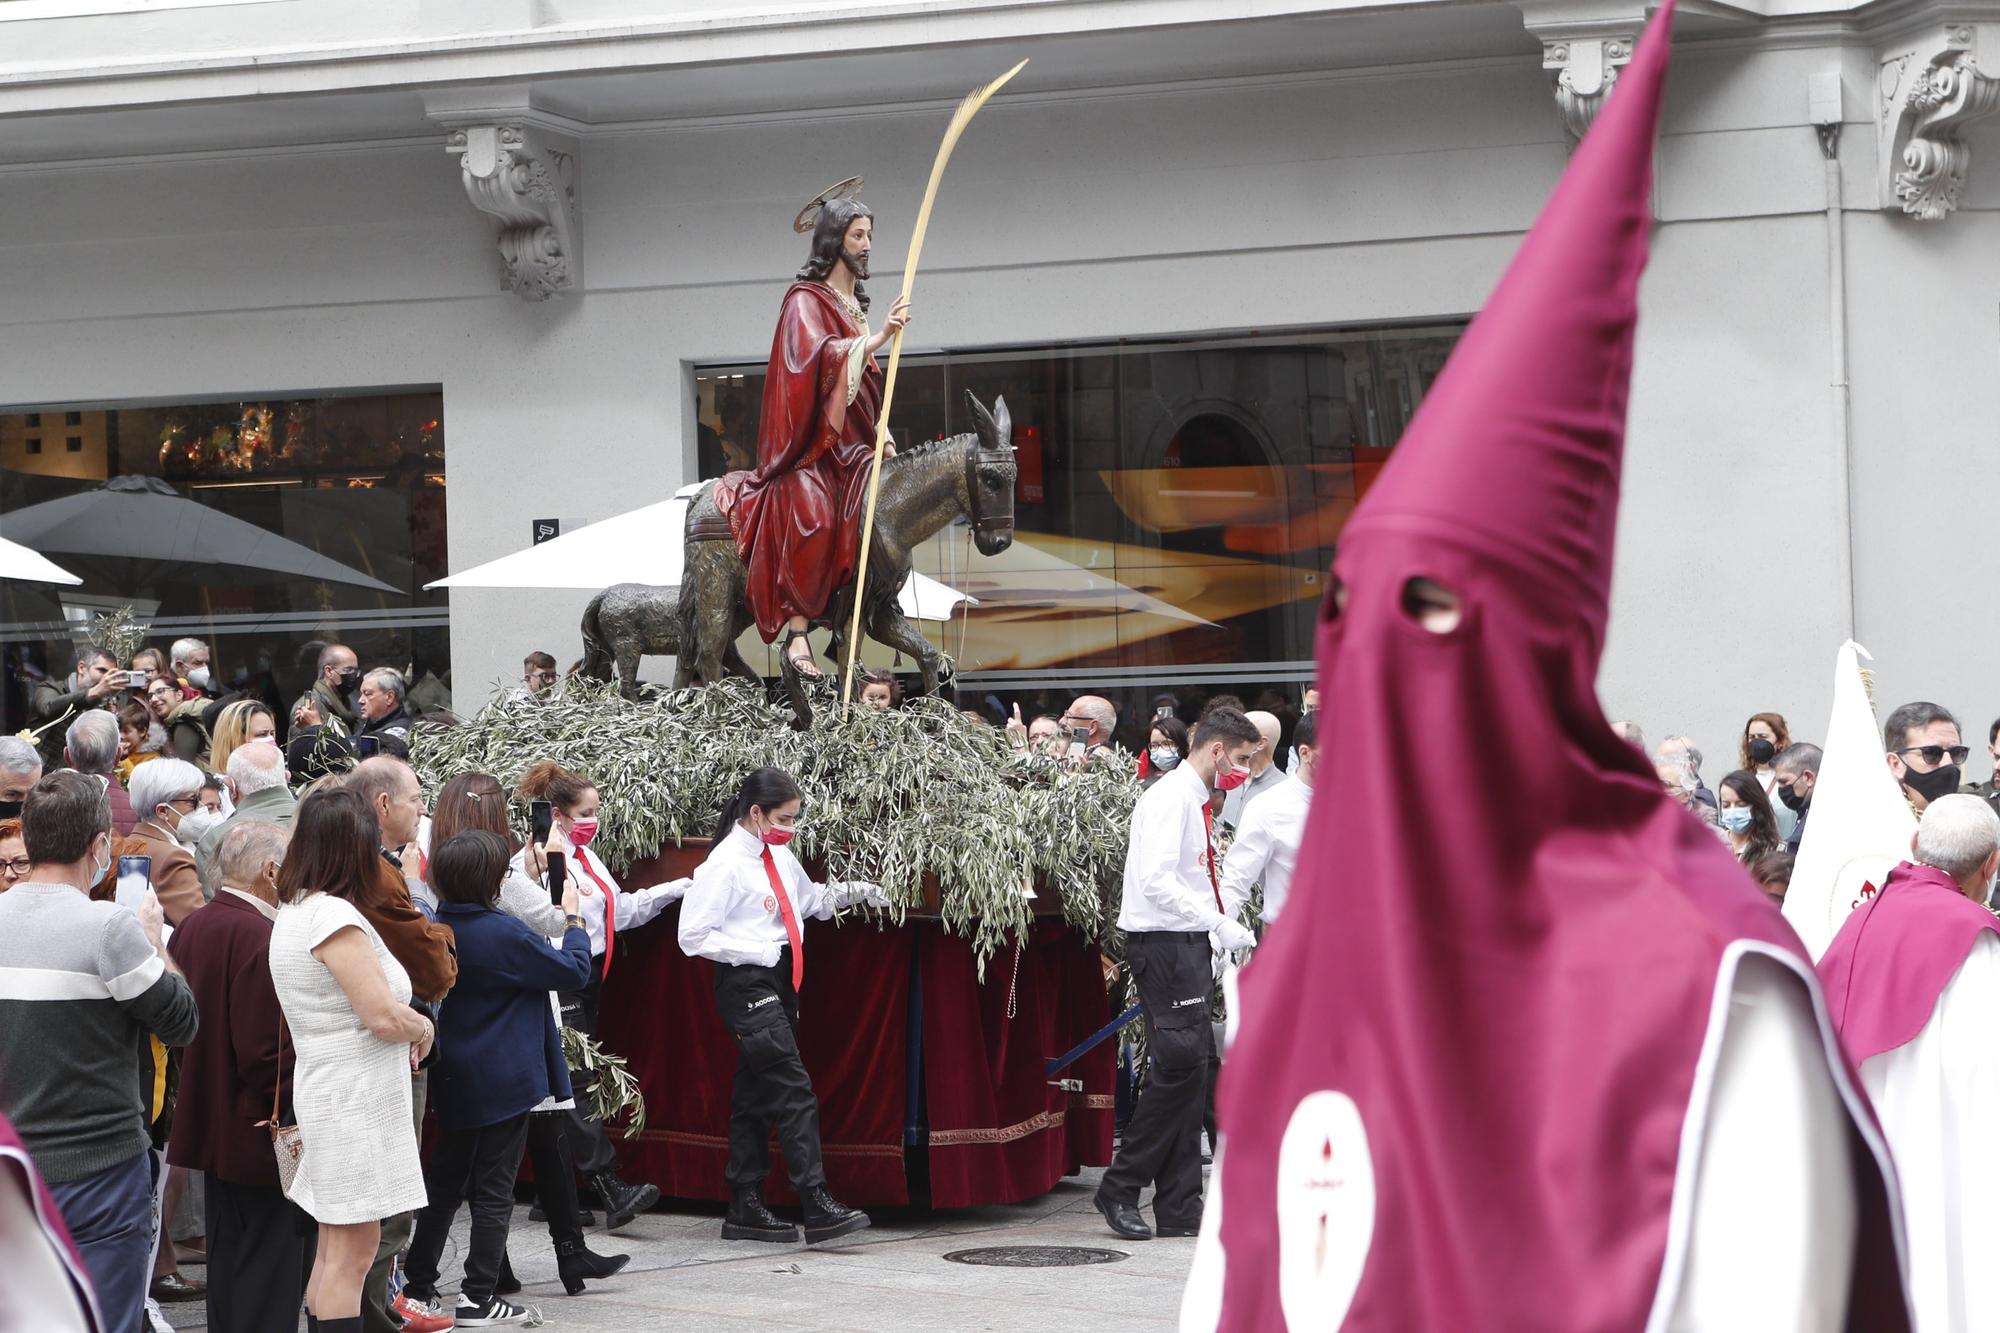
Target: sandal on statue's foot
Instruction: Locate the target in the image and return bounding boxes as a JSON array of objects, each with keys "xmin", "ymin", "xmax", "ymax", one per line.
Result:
[{"xmin": 782, "ymin": 628, "xmax": 823, "ymax": 679}]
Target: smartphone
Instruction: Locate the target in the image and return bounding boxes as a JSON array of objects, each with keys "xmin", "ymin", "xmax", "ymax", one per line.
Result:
[
  {"xmin": 353, "ymin": 735, "xmax": 380, "ymax": 758},
  {"xmin": 530, "ymin": 799, "xmax": 553, "ymax": 844},
  {"xmin": 115, "ymin": 854, "xmax": 151, "ymax": 911},
  {"xmin": 1153, "ymin": 705, "xmax": 1174, "ymax": 721},
  {"xmin": 1068, "ymin": 726, "xmax": 1089, "ymax": 759},
  {"xmin": 546, "ymin": 849, "xmax": 567, "ymax": 907},
  {"xmin": 126, "ymin": 670, "xmax": 146, "ymax": 690}
]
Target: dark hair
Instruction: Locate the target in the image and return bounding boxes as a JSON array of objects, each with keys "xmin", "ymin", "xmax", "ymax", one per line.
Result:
[
  {"xmin": 523, "ymin": 651, "xmax": 556, "ymax": 673},
  {"xmin": 1738, "ymin": 712, "xmax": 1791, "ymax": 769},
  {"xmin": 517, "ymin": 760, "xmax": 596, "ymax": 815},
  {"xmin": 1293, "ymin": 712, "xmax": 1319, "ymax": 751},
  {"xmin": 1147, "ymin": 715, "xmax": 1190, "ymax": 760},
  {"xmin": 1717, "ymin": 769, "xmax": 1782, "ymax": 865},
  {"xmin": 78, "ymin": 643, "xmax": 114, "ymax": 668},
  {"xmin": 858, "ymin": 669, "xmax": 901, "ymax": 707},
  {"xmin": 117, "ymin": 700, "xmax": 150, "ymax": 733},
  {"xmin": 1883, "ymin": 701, "xmax": 1958, "ymax": 751},
  {"xmin": 796, "ymin": 197, "xmax": 873, "ymax": 310},
  {"xmin": 1201, "ymin": 693, "xmax": 1246, "ymax": 719},
  {"xmin": 1191, "ymin": 707, "xmax": 1261, "ymax": 751},
  {"xmin": 432, "ymin": 829, "xmax": 510, "ymax": 908},
  {"xmin": 275, "ymin": 788, "xmax": 383, "ymax": 907},
  {"xmin": 712, "ymin": 767, "xmax": 804, "ymax": 844},
  {"xmin": 1751, "ymin": 848, "xmax": 1795, "ymax": 897},
  {"xmin": 1990, "ymin": 716, "xmax": 2000, "ymax": 747},
  {"xmin": 22, "ymin": 770, "xmax": 111, "ymax": 867},
  {"xmin": 433, "ymin": 772, "xmax": 515, "ymax": 853}
]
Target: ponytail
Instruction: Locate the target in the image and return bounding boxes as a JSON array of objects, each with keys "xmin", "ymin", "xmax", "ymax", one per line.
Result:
[
  {"xmin": 517, "ymin": 760, "xmax": 595, "ymax": 812},
  {"xmin": 712, "ymin": 767, "xmax": 803, "ymax": 844}
]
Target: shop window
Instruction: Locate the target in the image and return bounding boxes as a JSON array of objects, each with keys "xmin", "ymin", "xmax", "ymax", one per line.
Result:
[
  {"xmin": 693, "ymin": 322, "xmax": 1465, "ymax": 733},
  {"xmin": 0, "ymin": 389, "xmax": 450, "ymax": 736}
]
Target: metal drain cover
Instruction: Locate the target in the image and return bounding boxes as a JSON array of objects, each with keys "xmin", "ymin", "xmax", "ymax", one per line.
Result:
[{"xmin": 943, "ymin": 1245, "xmax": 1129, "ymax": 1267}]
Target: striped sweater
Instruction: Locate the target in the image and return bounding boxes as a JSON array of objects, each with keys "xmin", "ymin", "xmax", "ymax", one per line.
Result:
[{"xmin": 0, "ymin": 882, "xmax": 199, "ymax": 1183}]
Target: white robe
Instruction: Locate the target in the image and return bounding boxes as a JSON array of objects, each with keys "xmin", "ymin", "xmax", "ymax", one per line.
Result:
[{"xmin": 1856, "ymin": 933, "xmax": 2000, "ymax": 1333}]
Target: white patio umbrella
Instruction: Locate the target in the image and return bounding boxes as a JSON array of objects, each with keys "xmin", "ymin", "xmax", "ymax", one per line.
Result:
[
  {"xmin": 0, "ymin": 535, "xmax": 81, "ymax": 586},
  {"xmin": 427, "ymin": 484, "xmax": 975, "ymax": 621}
]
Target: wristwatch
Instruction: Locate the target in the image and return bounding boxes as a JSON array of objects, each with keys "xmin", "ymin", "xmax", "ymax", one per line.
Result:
[{"xmin": 565, "ymin": 913, "xmax": 588, "ymax": 929}]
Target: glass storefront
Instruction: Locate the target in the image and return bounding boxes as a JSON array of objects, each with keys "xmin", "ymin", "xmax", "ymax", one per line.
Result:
[
  {"xmin": 0, "ymin": 388, "xmax": 448, "ymax": 737},
  {"xmin": 695, "ymin": 323, "xmax": 1465, "ymax": 746}
]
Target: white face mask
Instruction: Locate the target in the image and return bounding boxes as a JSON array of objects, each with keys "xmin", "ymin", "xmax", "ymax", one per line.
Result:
[
  {"xmin": 1718, "ymin": 806, "xmax": 1754, "ymax": 834},
  {"xmin": 88, "ymin": 837, "xmax": 112, "ymax": 888},
  {"xmin": 185, "ymin": 666, "xmax": 212, "ymax": 692}
]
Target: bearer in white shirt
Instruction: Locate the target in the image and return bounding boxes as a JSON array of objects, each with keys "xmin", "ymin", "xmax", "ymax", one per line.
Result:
[
  {"xmin": 679, "ymin": 767, "xmax": 887, "ymax": 1248},
  {"xmin": 1221, "ymin": 711, "xmax": 1316, "ymax": 926},
  {"xmin": 1097, "ymin": 707, "xmax": 1262, "ymax": 1243}
]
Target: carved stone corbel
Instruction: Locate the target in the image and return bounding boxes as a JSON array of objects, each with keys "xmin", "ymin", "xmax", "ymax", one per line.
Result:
[
  {"xmin": 1543, "ymin": 33, "xmax": 1639, "ymax": 141},
  {"xmin": 1879, "ymin": 22, "xmax": 2000, "ymax": 222},
  {"xmin": 445, "ymin": 123, "xmax": 582, "ymax": 301}
]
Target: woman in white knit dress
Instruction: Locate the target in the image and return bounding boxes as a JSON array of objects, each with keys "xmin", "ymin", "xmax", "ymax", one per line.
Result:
[{"xmin": 269, "ymin": 789, "xmax": 435, "ymax": 1333}]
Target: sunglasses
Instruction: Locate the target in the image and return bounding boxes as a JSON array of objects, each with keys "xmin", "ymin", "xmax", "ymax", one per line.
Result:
[{"xmin": 1896, "ymin": 745, "xmax": 1971, "ymax": 767}]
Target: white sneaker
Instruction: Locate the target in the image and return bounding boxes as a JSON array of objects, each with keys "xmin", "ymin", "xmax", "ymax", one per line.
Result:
[{"xmin": 144, "ymin": 1297, "xmax": 173, "ymax": 1333}]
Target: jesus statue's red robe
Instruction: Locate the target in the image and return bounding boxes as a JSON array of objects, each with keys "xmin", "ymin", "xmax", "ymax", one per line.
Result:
[{"xmin": 723, "ymin": 280, "xmax": 884, "ymax": 642}]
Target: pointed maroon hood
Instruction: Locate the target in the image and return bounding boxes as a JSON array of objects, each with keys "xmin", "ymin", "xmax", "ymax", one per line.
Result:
[{"xmin": 1200, "ymin": 5, "xmax": 1910, "ymax": 1328}]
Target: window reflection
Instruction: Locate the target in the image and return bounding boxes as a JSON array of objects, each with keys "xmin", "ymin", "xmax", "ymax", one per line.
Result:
[
  {"xmin": 693, "ymin": 324, "xmax": 1465, "ymax": 701},
  {"xmin": 0, "ymin": 389, "xmax": 449, "ymax": 737}
]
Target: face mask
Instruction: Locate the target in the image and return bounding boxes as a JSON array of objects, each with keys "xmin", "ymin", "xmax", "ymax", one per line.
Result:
[
  {"xmin": 1777, "ymin": 781, "xmax": 1807, "ymax": 813},
  {"xmin": 1215, "ymin": 761, "xmax": 1252, "ymax": 792},
  {"xmin": 1718, "ymin": 806, "xmax": 1755, "ymax": 834},
  {"xmin": 1149, "ymin": 748, "xmax": 1181, "ymax": 772},
  {"xmin": 186, "ymin": 666, "xmax": 212, "ymax": 692},
  {"xmin": 0, "ymin": 800, "xmax": 20, "ymax": 820},
  {"xmin": 1902, "ymin": 762, "xmax": 1962, "ymax": 805},
  {"xmin": 567, "ymin": 818, "xmax": 599, "ymax": 848},
  {"xmin": 1747, "ymin": 738, "xmax": 1776, "ymax": 766},
  {"xmin": 89, "ymin": 840, "xmax": 112, "ymax": 890},
  {"xmin": 760, "ymin": 822, "xmax": 797, "ymax": 848}
]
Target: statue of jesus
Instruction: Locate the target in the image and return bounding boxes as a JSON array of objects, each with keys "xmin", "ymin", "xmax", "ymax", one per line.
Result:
[{"xmin": 720, "ymin": 181, "xmax": 911, "ymax": 679}]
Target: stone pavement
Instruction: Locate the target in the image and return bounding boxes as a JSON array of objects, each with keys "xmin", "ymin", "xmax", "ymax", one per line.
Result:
[{"xmin": 162, "ymin": 1167, "xmax": 1193, "ymax": 1331}]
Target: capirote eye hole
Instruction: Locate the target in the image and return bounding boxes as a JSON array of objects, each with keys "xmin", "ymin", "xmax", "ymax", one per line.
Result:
[
  {"xmin": 1321, "ymin": 575, "xmax": 1349, "ymax": 622},
  {"xmin": 1401, "ymin": 577, "xmax": 1463, "ymax": 634}
]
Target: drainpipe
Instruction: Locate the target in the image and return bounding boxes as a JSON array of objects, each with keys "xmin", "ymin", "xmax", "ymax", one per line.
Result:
[{"xmin": 1810, "ymin": 70, "xmax": 1857, "ymax": 640}]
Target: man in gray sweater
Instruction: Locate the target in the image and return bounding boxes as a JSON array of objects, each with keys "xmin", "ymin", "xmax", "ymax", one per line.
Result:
[{"xmin": 0, "ymin": 769, "xmax": 199, "ymax": 1333}]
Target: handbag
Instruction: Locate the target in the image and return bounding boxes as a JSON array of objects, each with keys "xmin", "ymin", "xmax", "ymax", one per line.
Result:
[{"xmin": 257, "ymin": 1010, "xmax": 304, "ymax": 1192}]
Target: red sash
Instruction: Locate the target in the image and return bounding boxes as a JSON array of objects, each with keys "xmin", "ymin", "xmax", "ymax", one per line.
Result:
[
  {"xmin": 573, "ymin": 850, "xmax": 618, "ymax": 980},
  {"xmin": 761, "ymin": 848, "xmax": 805, "ymax": 991}
]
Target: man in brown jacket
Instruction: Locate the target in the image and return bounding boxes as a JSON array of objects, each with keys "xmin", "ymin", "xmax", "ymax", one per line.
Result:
[{"xmin": 346, "ymin": 756, "xmax": 456, "ymax": 1333}]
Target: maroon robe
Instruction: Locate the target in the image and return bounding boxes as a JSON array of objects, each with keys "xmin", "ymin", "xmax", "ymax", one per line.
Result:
[{"xmin": 722, "ymin": 281, "xmax": 884, "ymax": 641}]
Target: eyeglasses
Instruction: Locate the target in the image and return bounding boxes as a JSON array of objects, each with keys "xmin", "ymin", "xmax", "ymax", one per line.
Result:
[
  {"xmin": 167, "ymin": 794, "xmax": 202, "ymax": 811},
  {"xmin": 0, "ymin": 857, "xmax": 31, "ymax": 878},
  {"xmin": 1896, "ymin": 745, "xmax": 1971, "ymax": 768}
]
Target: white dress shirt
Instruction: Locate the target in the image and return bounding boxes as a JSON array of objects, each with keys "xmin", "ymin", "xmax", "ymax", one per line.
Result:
[
  {"xmin": 1118, "ymin": 762, "xmax": 1229, "ymax": 935},
  {"xmin": 1220, "ymin": 775, "xmax": 1311, "ymax": 923},
  {"xmin": 678, "ymin": 825, "xmax": 886, "ymax": 967},
  {"xmin": 506, "ymin": 835, "xmax": 687, "ymax": 960}
]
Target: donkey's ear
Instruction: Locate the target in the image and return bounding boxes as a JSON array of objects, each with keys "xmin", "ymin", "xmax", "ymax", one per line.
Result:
[
  {"xmin": 992, "ymin": 395, "xmax": 1012, "ymax": 448},
  {"xmin": 966, "ymin": 390, "xmax": 997, "ymax": 442}
]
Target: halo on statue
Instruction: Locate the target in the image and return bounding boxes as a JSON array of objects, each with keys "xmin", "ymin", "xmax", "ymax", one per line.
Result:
[{"xmin": 793, "ymin": 175, "xmax": 866, "ymax": 234}]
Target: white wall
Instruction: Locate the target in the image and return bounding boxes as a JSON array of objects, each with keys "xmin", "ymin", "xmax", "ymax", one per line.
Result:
[{"xmin": 2, "ymin": 39, "xmax": 1995, "ymax": 770}]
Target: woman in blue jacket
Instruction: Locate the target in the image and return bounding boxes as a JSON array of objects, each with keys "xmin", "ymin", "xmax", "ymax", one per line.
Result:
[{"xmin": 400, "ymin": 830, "xmax": 592, "ymax": 1327}]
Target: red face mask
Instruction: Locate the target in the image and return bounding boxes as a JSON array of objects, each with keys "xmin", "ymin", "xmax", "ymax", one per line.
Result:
[
  {"xmin": 760, "ymin": 822, "xmax": 796, "ymax": 847},
  {"xmin": 1215, "ymin": 761, "xmax": 1252, "ymax": 791},
  {"xmin": 567, "ymin": 818, "xmax": 599, "ymax": 848}
]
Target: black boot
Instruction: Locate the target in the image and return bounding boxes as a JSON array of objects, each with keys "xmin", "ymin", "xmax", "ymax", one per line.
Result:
[
  {"xmin": 319, "ymin": 1320, "xmax": 363, "ymax": 1333},
  {"xmin": 555, "ymin": 1236, "xmax": 631, "ymax": 1295},
  {"xmin": 531, "ymin": 1200, "xmax": 597, "ymax": 1227},
  {"xmin": 800, "ymin": 1185, "xmax": 871, "ymax": 1245},
  {"xmin": 720, "ymin": 1183, "xmax": 801, "ymax": 1243},
  {"xmin": 495, "ymin": 1251, "xmax": 521, "ymax": 1296},
  {"xmin": 307, "ymin": 1317, "xmax": 320, "ymax": 1333},
  {"xmin": 591, "ymin": 1172, "xmax": 661, "ymax": 1231}
]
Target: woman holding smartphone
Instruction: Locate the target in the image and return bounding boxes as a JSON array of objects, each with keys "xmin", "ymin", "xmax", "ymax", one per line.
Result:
[
  {"xmin": 512, "ymin": 761, "xmax": 689, "ymax": 1229},
  {"xmin": 678, "ymin": 767, "xmax": 889, "ymax": 1245}
]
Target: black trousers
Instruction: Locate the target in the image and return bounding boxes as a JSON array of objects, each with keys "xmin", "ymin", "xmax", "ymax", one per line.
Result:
[
  {"xmin": 1099, "ymin": 931, "xmax": 1214, "ymax": 1229},
  {"xmin": 715, "ymin": 953, "xmax": 826, "ymax": 1191},
  {"xmin": 558, "ymin": 974, "xmax": 619, "ymax": 1176},
  {"xmin": 405, "ymin": 1112, "xmax": 531, "ymax": 1306},
  {"xmin": 522, "ymin": 1110, "xmax": 587, "ymax": 1246},
  {"xmin": 201, "ymin": 1173, "xmax": 309, "ymax": 1333}
]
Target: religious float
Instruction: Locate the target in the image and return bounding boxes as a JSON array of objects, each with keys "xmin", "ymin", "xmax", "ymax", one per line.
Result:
[{"xmin": 410, "ymin": 677, "xmax": 1133, "ymax": 1209}]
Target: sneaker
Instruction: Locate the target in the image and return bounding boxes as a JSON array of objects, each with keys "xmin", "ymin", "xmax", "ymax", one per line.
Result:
[
  {"xmin": 392, "ymin": 1290, "xmax": 458, "ymax": 1331},
  {"xmin": 143, "ymin": 1298, "xmax": 173, "ymax": 1333},
  {"xmin": 455, "ymin": 1292, "xmax": 541, "ymax": 1327}
]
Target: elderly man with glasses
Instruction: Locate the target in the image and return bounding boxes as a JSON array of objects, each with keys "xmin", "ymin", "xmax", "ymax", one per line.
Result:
[
  {"xmin": 1884, "ymin": 701, "xmax": 1972, "ymax": 814},
  {"xmin": 127, "ymin": 758, "xmax": 209, "ymax": 925},
  {"xmin": 1059, "ymin": 695, "xmax": 1120, "ymax": 769}
]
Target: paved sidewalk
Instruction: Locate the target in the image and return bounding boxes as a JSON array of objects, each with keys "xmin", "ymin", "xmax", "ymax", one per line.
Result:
[{"xmin": 163, "ymin": 1168, "xmax": 1194, "ymax": 1331}]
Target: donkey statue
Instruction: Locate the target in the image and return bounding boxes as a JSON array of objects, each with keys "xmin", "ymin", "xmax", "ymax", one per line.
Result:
[{"xmin": 677, "ymin": 391, "xmax": 1017, "ymax": 723}]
